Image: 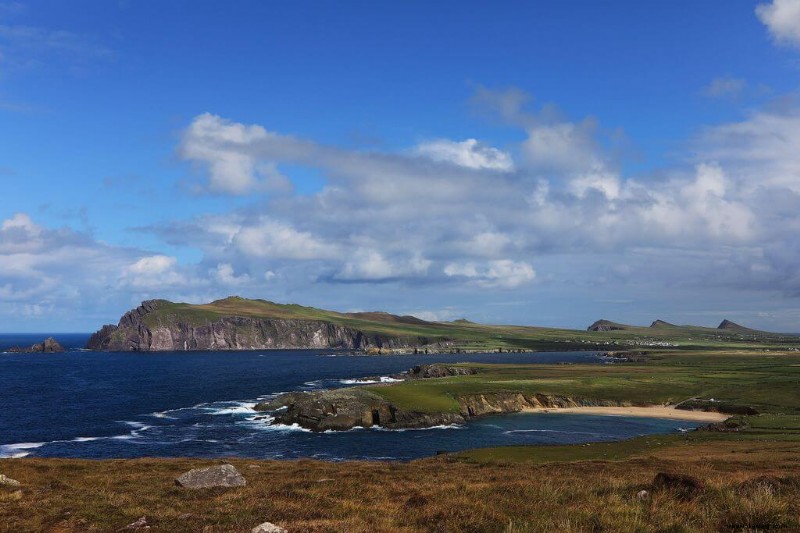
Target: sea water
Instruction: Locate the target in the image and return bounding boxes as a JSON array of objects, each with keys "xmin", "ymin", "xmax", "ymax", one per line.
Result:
[{"xmin": 0, "ymin": 336, "xmax": 701, "ymax": 460}]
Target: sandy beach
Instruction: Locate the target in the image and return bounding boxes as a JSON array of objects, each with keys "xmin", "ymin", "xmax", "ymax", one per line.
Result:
[{"xmin": 524, "ymin": 406, "xmax": 730, "ymax": 422}]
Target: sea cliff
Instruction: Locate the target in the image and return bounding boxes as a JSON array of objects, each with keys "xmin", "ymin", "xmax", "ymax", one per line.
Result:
[{"xmin": 86, "ymin": 300, "xmax": 435, "ymax": 352}]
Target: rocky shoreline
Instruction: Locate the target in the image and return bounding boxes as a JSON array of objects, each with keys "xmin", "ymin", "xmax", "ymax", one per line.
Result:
[{"xmin": 255, "ymin": 364, "xmax": 630, "ymax": 431}]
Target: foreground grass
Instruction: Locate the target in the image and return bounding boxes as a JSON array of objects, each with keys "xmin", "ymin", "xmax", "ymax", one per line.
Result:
[{"xmin": 2, "ymin": 438, "xmax": 800, "ymax": 532}]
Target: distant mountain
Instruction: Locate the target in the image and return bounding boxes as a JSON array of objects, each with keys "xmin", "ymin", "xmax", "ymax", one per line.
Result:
[
  {"xmin": 717, "ymin": 319, "xmax": 753, "ymax": 332},
  {"xmin": 650, "ymin": 320, "xmax": 678, "ymax": 328},
  {"xmin": 586, "ymin": 319, "xmax": 631, "ymax": 332}
]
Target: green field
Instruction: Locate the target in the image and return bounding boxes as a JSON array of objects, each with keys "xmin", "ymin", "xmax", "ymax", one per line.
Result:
[{"xmin": 365, "ymin": 350, "xmax": 800, "ymax": 415}]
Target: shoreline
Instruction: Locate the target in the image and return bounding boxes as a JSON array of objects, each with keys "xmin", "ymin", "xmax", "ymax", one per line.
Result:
[{"xmin": 523, "ymin": 405, "xmax": 730, "ymax": 422}]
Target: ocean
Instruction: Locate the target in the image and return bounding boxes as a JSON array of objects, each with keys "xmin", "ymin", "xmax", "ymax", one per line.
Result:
[{"xmin": 0, "ymin": 335, "xmax": 701, "ymax": 461}]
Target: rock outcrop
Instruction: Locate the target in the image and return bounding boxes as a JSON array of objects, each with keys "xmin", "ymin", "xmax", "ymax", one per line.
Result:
[
  {"xmin": 252, "ymin": 522, "xmax": 288, "ymax": 533},
  {"xmin": 175, "ymin": 464, "xmax": 246, "ymax": 489},
  {"xmin": 86, "ymin": 300, "xmax": 437, "ymax": 352},
  {"xmin": 257, "ymin": 377, "xmax": 627, "ymax": 432},
  {"xmin": 8, "ymin": 337, "xmax": 65, "ymax": 353},
  {"xmin": 406, "ymin": 364, "xmax": 478, "ymax": 379}
]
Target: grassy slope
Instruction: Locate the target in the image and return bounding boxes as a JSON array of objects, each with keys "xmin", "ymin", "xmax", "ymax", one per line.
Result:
[
  {"xmin": 139, "ymin": 297, "xmax": 800, "ymax": 352},
  {"xmin": 366, "ymin": 351, "xmax": 800, "ymax": 414},
  {"xmin": 3, "ymin": 439, "xmax": 800, "ymax": 532}
]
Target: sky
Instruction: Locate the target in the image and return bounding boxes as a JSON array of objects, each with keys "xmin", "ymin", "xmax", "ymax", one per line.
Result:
[{"xmin": 2, "ymin": 0, "xmax": 800, "ymax": 332}]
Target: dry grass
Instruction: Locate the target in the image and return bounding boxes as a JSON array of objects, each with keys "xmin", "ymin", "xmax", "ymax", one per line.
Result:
[{"xmin": 2, "ymin": 440, "xmax": 800, "ymax": 532}]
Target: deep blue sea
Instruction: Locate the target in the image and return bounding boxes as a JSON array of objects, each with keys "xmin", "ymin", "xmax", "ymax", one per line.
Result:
[{"xmin": 0, "ymin": 334, "xmax": 702, "ymax": 461}]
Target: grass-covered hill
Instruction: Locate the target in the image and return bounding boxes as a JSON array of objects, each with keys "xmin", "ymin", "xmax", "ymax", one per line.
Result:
[{"xmin": 86, "ymin": 296, "xmax": 800, "ymax": 352}]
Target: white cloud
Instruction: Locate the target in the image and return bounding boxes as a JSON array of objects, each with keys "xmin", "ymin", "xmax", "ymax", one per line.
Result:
[
  {"xmin": 756, "ymin": 0, "xmax": 800, "ymax": 48},
  {"xmin": 445, "ymin": 260, "xmax": 536, "ymax": 289},
  {"xmin": 121, "ymin": 255, "xmax": 189, "ymax": 290},
  {"xmin": 212, "ymin": 263, "xmax": 251, "ymax": 286},
  {"xmin": 414, "ymin": 138, "xmax": 513, "ymax": 171},
  {"xmin": 232, "ymin": 218, "xmax": 338, "ymax": 260},
  {"xmin": 180, "ymin": 113, "xmax": 294, "ymax": 195},
  {"xmin": 335, "ymin": 250, "xmax": 432, "ymax": 281}
]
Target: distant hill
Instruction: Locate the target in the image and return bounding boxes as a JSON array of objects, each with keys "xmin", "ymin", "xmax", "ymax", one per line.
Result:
[
  {"xmin": 587, "ymin": 319, "xmax": 631, "ymax": 332},
  {"xmin": 717, "ymin": 319, "xmax": 753, "ymax": 332},
  {"xmin": 650, "ymin": 320, "xmax": 678, "ymax": 328},
  {"xmin": 84, "ymin": 297, "xmax": 798, "ymax": 352}
]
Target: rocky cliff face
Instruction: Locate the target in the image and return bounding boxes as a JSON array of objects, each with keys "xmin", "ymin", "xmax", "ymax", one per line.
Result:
[
  {"xmin": 257, "ymin": 389, "xmax": 629, "ymax": 431},
  {"xmin": 86, "ymin": 300, "xmax": 431, "ymax": 352}
]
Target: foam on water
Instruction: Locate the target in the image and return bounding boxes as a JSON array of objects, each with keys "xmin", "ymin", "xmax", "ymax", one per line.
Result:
[
  {"xmin": 339, "ymin": 376, "xmax": 404, "ymax": 385},
  {"xmin": 0, "ymin": 442, "xmax": 45, "ymax": 458}
]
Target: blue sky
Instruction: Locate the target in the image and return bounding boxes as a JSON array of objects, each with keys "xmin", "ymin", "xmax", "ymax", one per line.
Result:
[{"xmin": 2, "ymin": 0, "xmax": 800, "ymax": 332}]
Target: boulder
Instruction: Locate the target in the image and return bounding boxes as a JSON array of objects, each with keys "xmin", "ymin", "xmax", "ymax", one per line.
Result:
[
  {"xmin": 252, "ymin": 522, "xmax": 287, "ymax": 533},
  {"xmin": 652, "ymin": 472, "xmax": 705, "ymax": 500},
  {"xmin": 0, "ymin": 474, "xmax": 21, "ymax": 487},
  {"xmin": 175, "ymin": 464, "xmax": 246, "ymax": 489}
]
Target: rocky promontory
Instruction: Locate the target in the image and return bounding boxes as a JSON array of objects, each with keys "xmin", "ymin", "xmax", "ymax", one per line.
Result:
[
  {"xmin": 8, "ymin": 337, "xmax": 65, "ymax": 353},
  {"xmin": 86, "ymin": 299, "xmax": 446, "ymax": 352},
  {"xmin": 255, "ymin": 364, "xmax": 626, "ymax": 431}
]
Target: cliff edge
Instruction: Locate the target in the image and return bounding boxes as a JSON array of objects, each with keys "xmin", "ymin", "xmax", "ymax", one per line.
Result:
[{"xmin": 86, "ymin": 298, "xmax": 445, "ymax": 352}]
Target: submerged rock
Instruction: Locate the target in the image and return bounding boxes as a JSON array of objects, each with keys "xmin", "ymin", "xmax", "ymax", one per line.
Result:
[{"xmin": 175, "ymin": 464, "xmax": 246, "ymax": 489}]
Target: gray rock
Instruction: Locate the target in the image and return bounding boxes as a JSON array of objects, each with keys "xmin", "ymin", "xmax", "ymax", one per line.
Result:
[
  {"xmin": 252, "ymin": 522, "xmax": 287, "ymax": 533},
  {"xmin": 124, "ymin": 516, "xmax": 150, "ymax": 529},
  {"xmin": 8, "ymin": 337, "xmax": 65, "ymax": 353},
  {"xmin": 0, "ymin": 474, "xmax": 21, "ymax": 487},
  {"xmin": 175, "ymin": 464, "xmax": 246, "ymax": 489}
]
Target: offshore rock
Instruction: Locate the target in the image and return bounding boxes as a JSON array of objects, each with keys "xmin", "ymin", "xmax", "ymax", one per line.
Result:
[{"xmin": 8, "ymin": 337, "xmax": 65, "ymax": 353}]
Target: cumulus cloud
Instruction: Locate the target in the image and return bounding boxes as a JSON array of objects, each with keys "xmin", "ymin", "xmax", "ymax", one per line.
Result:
[
  {"xmin": 444, "ymin": 260, "xmax": 535, "ymax": 289},
  {"xmin": 165, "ymin": 88, "xmax": 800, "ymax": 303},
  {"xmin": 756, "ymin": 0, "xmax": 800, "ymax": 47},
  {"xmin": 414, "ymin": 138, "xmax": 513, "ymax": 171}
]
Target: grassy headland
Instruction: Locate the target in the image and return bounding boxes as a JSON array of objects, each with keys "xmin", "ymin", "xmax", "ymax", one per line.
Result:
[{"xmin": 117, "ymin": 296, "xmax": 800, "ymax": 353}]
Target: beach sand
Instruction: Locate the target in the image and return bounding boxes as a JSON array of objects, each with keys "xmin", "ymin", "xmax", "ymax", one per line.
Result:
[{"xmin": 523, "ymin": 405, "xmax": 729, "ymax": 422}]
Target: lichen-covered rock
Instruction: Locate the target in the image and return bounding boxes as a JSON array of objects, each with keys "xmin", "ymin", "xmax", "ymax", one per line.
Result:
[
  {"xmin": 175, "ymin": 464, "xmax": 246, "ymax": 489},
  {"xmin": 0, "ymin": 474, "xmax": 21, "ymax": 487},
  {"xmin": 407, "ymin": 364, "xmax": 477, "ymax": 379},
  {"xmin": 252, "ymin": 522, "xmax": 288, "ymax": 533}
]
